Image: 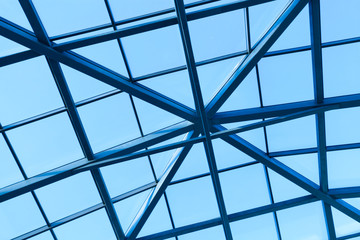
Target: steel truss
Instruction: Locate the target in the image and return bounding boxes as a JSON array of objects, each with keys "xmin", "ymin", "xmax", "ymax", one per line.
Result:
[{"xmin": 0, "ymin": 0, "xmax": 360, "ymax": 239}]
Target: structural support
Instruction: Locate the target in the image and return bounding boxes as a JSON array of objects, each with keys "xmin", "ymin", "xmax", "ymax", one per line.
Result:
[{"xmin": 206, "ymin": 0, "xmax": 309, "ymax": 117}]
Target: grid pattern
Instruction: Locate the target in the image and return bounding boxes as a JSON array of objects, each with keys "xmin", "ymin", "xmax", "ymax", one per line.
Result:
[{"xmin": 0, "ymin": 0, "xmax": 360, "ymax": 239}]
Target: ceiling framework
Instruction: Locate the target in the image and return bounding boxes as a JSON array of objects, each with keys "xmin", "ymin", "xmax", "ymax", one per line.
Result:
[{"xmin": 0, "ymin": 0, "xmax": 360, "ymax": 239}]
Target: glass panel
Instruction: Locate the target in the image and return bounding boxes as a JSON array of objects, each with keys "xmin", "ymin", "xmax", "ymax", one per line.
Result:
[
  {"xmin": 78, "ymin": 93, "xmax": 141, "ymax": 153},
  {"xmin": 220, "ymin": 164, "xmax": 270, "ymax": 214},
  {"xmin": 60, "ymin": 63, "xmax": 115, "ymax": 103},
  {"xmin": 0, "ymin": 56, "xmax": 64, "ymax": 125},
  {"xmin": 332, "ymin": 206, "xmax": 360, "ymax": 238},
  {"xmin": 197, "ymin": 56, "xmax": 244, "ymax": 105},
  {"xmin": 101, "ymin": 157, "xmax": 155, "ymax": 198},
  {"xmin": 0, "ymin": 193, "xmax": 45, "ymax": 240},
  {"xmin": 73, "ymin": 40, "xmax": 129, "ymax": 77},
  {"xmin": 122, "ymin": 25, "xmax": 186, "ymax": 77},
  {"xmin": 0, "ymin": 0, "xmax": 32, "ymax": 31},
  {"xmin": 0, "ymin": 36, "xmax": 28, "ymax": 57},
  {"xmin": 172, "ymin": 143, "xmax": 209, "ymax": 182},
  {"xmin": 141, "ymin": 70, "xmax": 195, "ymax": 109},
  {"xmin": 115, "ymin": 189, "xmax": 152, "ymax": 232},
  {"xmin": 268, "ymin": 169, "xmax": 309, "ymax": 202},
  {"xmin": 325, "ymin": 107, "xmax": 360, "ymax": 146},
  {"xmin": 258, "ymin": 51, "xmax": 314, "ymax": 106},
  {"xmin": 327, "ymin": 149, "xmax": 360, "ymax": 189},
  {"xmin": 212, "ymin": 138, "xmax": 256, "ymax": 171},
  {"xmin": 166, "ymin": 176, "xmax": 220, "ymax": 227},
  {"xmin": 269, "ymin": 5, "xmax": 310, "ymax": 52},
  {"xmin": 277, "ymin": 201, "xmax": 327, "ymax": 240},
  {"xmin": 0, "ymin": 135, "xmax": 23, "ymax": 189},
  {"xmin": 133, "ymin": 97, "xmax": 183, "ymax": 135},
  {"xmin": 54, "ymin": 209, "xmax": 117, "ymax": 240},
  {"xmin": 249, "ymin": 0, "xmax": 289, "ymax": 46},
  {"xmin": 320, "ymin": 0, "xmax": 360, "ymax": 42},
  {"xmin": 7, "ymin": 113, "xmax": 84, "ymax": 177},
  {"xmin": 35, "ymin": 172, "xmax": 101, "ymax": 222},
  {"xmin": 138, "ymin": 196, "xmax": 173, "ymax": 237},
  {"xmin": 108, "ymin": 0, "xmax": 174, "ymax": 22},
  {"xmin": 230, "ymin": 213, "xmax": 278, "ymax": 240},
  {"xmin": 188, "ymin": 10, "xmax": 246, "ymax": 62},
  {"xmin": 266, "ymin": 115, "xmax": 317, "ymax": 152},
  {"xmin": 220, "ymin": 69, "xmax": 261, "ymax": 112},
  {"xmin": 178, "ymin": 225, "xmax": 226, "ymax": 240},
  {"xmin": 323, "ymin": 43, "xmax": 360, "ymax": 98},
  {"xmin": 28, "ymin": 231, "xmax": 54, "ymax": 240},
  {"xmin": 32, "ymin": 0, "xmax": 110, "ymax": 37}
]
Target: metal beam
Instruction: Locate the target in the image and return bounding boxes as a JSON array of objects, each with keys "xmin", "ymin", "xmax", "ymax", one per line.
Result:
[
  {"xmin": 0, "ymin": 17, "xmax": 196, "ymax": 122},
  {"xmin": 206, "ymin": 0, "xmax": 309, "ymax": 117},
  {"xmin": 212, "ymin": 125, "xmax": 360, "ymax": 223},
  {"xmin": 126, "ymin": 131, "xmax": 198, "ymax": 239}
]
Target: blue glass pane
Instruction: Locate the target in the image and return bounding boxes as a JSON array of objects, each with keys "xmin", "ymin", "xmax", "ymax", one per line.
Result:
[
  {"xmin": 108, "ymin": 0, "xmax": 174, "ymax": 22},
  {"xmin": 166, "ymin": 176, "xmax": 220, "ymax": 227},
  {"xmin": 323, "ymin": 43, "xmax": 360, "ymax": 98},
  {"xmin": 219, "ymin": 69, "xmax": 261, "ymax": 112},
  {"xmin": 178, "ymin": 225, "xmax": 226, "ymax": 240},
  {"xmin": 0, "ymin": 135, "xmax": 23, "ymax": 189},
  {"xmin": 141, "ymin": 70, "xmax": 195, "ymax": 109},
  {"xmin": 0, "ymin": 56, "xmax": 64, "ymax": 125},
  {"xmin": 54, "ymin": 209, "xmax": 117, "ymax": 240},
  {"xmin": 101, "ymin": 157, "xmax": 155, "ymax": 197},
  {"xmin": 35, "ymin": 172, "xmax": 101, "ymax": 222},
  {"xmin": 60, "ymin": 63, "xmax": 115, "ymax": 103},
  {"xmin": 32, "ymin": 0, "xmax": 110, "ymax": 37},
  {"xmin": 325, "ymin": 107, "xmax": 360, "ymax": 146},
  {"xmin": 327, "ymin": 149, "xmax": 360, "ymax": 189},
  {"xmin": 73, "ymin": 40, "xmax": 129, "ymax": 77},
  {"xmin": 115, "ymin": 189, "xmax": 152, "ymax": 232},
  {"xmin": 28, "ymin": 231, "xmax": 54, "ymax": 240},
  {"xmin": 269, "ymin": 5, "xmax": 310, "ymax": 51},
  {"xmin": 133, "ymin": 97, "xmax": 183, "ymax": 135},
  {"xmin": 122, "ymin": 25, "xmax": 186, "ymax": 77},
  {"xmin": 197, "ymin": 57, "xmax": 244, "ymax": 104},
  {"xmin": 212, "ymin": 138, "xmax": 255, "ymax": 170},
  {"xmin": 266, "ymin": 115, "xmax": 317, "ymax": 152},
  {"xmin": 0, "ymin": 36, "xmax": 28, "ymax": 57},
  {"xmin": 268, "ymin": 168, "xmax": 309, "ymax": 202},
  {"xmin": 332, "ymin": 206, "xmax": 360, "ymax": 238},
  {"xmin": 220, "ymin": 164, "xmax": 270, "ymax": 214},
  {"xmin": 138, "ymin": 196, "xmax": 173, "ymax": 237},
  {"xmin": 78, "ymin": 93, "xmax": 141, "ymax": 153},
  {"xmin": 258, "ymin": 51, "xmax": 314, "ymax": 106},
  {"xmin": 277, "ymin": 201, "xmax": 327, "ymax": 240},
  {"xmin": 320, "ymin": 0, "xmax": 360, "ymax": 42},
  {"xmin": 172, "ymin": 143, "xmax": 209, "ymax": 182},
  {"xmin": 249, "ymin": 0, "xmax": 289, "ymax": 46},
  {"xmin": 0, "ymin": 0, "xmax": 32, "ymax": 31},
  {"xmin": 188, "ymin": 10, "xmax": 246, "ymax": 62},
  {"xmin": 7, "ymin": 113, "xmax": 84, "ymax": 177},
  {"xmin": 0, "ymin": 193, "xmax": 45, "ymax": 239},
  {"xmin": 231, "ymin": 213, "xmax": 278, "ymax": 240}
]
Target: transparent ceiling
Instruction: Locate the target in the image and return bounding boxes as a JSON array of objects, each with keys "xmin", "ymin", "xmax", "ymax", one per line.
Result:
[{"xmin": 0, "ymin": 0, "xmax": 360, "ymax": 240}]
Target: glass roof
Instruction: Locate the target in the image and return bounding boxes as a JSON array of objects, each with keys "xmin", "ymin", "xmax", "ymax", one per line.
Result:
[{"xmin": 0, "ymin": 0, "xmax": 360, "ymax": 239}]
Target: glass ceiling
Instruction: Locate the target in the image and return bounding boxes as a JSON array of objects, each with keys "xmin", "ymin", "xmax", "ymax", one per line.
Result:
[{"xmin": 0, "ymin": 0, "xmax": 360, "ymax": 239}]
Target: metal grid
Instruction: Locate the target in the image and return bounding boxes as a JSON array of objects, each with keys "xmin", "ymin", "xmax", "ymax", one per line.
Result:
[{"xmin": 0, "ymin": 0, "xmax": 359, "ymax": 239}]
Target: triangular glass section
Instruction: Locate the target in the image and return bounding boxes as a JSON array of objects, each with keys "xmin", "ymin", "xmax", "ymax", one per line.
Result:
[
  {"xmin": 73, "ymin": 40, "xmax": 129, "ymax": 77},
  {"xmin": 0, "ymin": 0, "xmax": 32, "ymax": 31},
  {"xmin": 141, "ymin": 70, "xmax": 195, "ymax": 109},
  {"xmin": 197, "ymin": 56, "xmax": 245, "ymax": 105},
  {"xmin": 0, "ymin": 36, "xmax": 28, "ymax": 57},
  {"xmin": 332, "ymin": 206, "xmax": 360, "ymax": 238}
]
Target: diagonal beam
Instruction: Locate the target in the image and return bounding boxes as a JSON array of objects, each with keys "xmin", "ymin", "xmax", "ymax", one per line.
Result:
[
  {"xmin": 0, "ymin": 17, "xmax": 196, "ymax": 122},
  {"xmin": 174, "ymin": 0, "xmax": 232, "ymax": 239},
  {"xmin": 206, "ymin": 0, "xmax": 309, "ymax": 117},
  {"xmin": 126, "ymin": 131, "xmax": 199, "ymax": 239},
  {"xmin": 211, "ymin": 124, "xmax": 360, "ymax": 223}
]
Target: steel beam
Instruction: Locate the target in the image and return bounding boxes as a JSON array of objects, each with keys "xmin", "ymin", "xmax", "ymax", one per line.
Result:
[
  {"xmin": 212, "ymin": 125, "xmax": 360, "ymax": 223},
  {"xmin": 206, "ymin": 0, "xmax": 309, "ymax": 117}
]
